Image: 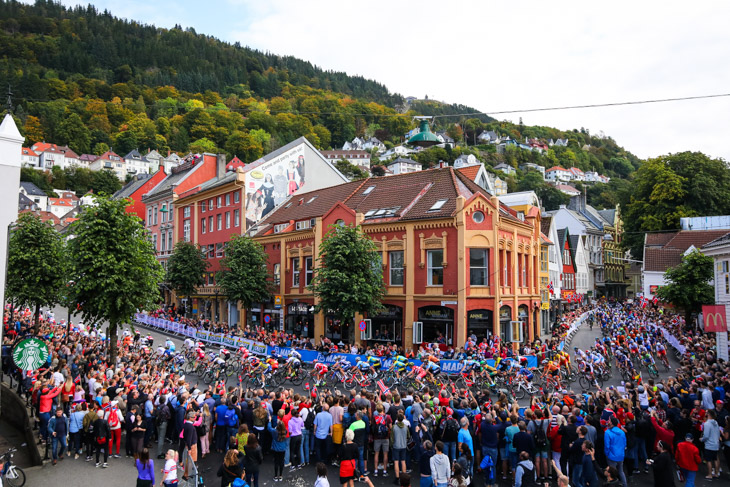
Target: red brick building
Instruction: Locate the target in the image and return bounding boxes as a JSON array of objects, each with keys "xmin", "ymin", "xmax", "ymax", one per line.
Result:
[{"xmin": 249, "ymin": 166, "xmax": 543, "ymax": 348}]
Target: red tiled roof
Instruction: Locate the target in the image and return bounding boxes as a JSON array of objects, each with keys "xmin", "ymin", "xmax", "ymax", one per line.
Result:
[
  {"xmin": 49, "ymin": 198, "xmax": 74, "ymax": 207},
  {"xmin": 643, "ymin": 230, "xmax": 728, "ymax": 272},
  {"xmin": 22, "ymin": 147, "xmax": 38, "ymax": 156},
  {"xmin": 226, "ymin": 156, "xmax": 245, "ymax": 171},
  {"xmin": 546, "ymin": 166, "xmax": 568, "ymax": 172},
  {"xmin": 19, "ymin": 210, "xmax": 60, "ymax": 225},
  {"xmin": 455, "ymin": 165, "xmax": 480, "ymax": 181},
  {"xmin": 541, "ymin": 232, "xmax": 553, "ymax": 245}
]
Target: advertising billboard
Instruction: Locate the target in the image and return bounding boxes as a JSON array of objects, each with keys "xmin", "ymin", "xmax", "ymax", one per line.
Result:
[{"xmin": 245, "ymin": 143, "xmax": 306, "ymax": 227}]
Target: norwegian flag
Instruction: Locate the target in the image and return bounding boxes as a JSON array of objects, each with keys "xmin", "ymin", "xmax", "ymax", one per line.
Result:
[
  {"xmin": 567, "ymin": 294, "xmax": 573, "ymax": 303},
  {"xmin": 548, "ymin": 281, "xmax": 555, "ymax": 295},
  {"xmin": 311, "ymin": 384, "xmax": 318, "ymax": 399},
  {"xmin": 640, "ymin": 296, "xmax": 648, "ymax": 308},
  {"xmin": 304, "ymin": 382, "xmax": 310, "ymax": 391},
  {"xmin": 652, "ymin": 296, "xmax": 659, "ymax": 305},
  {"xmin": 74, "ymin": 375, "xmax": 80, "ymax": 385},
  {"xmin": 377, "ymin": 380, "xmax": 390, "ymax": 396}
]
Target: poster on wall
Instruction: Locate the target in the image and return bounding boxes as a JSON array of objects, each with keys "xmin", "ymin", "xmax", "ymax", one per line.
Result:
[{"xmin": 245, "ymin": 143, "xmax": 306, "ymax": 227}]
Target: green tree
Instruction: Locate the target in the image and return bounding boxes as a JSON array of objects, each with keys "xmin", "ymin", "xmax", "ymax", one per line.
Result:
[
  {"xmin": 6, "ymin": 213, "xmax": 67, "ymax": 333},
  {"xmin": 67, "ymin": 196, "xmax": 164, "ymax": 365},
  {"xmin": 91, "ymin": 169, "xmax": 122, "ymax": 195},
  {"xmin": 655, "ymin": 249, "xmax": 714, "ymax": 324},
  {"xmin": 310, "ymin": 224, "xmax": 385, "ymax": 342},
  {"xmin": 334, "ymin": 159, "xmax": 368, "ymax": 180},
  {"xmin": 166, "ymin": 242, "xmax": 209, "ymax": 315},
  {"xmin": 217, "ymin": 235, "xmax": 271, "ymax": 323},
  {"xmin": 57, "ymin": 112, "xmax": 91, "ymax": 154}
]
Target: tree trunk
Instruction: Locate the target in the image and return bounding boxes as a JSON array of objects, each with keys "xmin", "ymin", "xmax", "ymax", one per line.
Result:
[
  {"xmin": 108, "ymin": 322, "xmax": 118, "ymax": 368},
  {"xmin": 34, "ymin": 303, "xmax": 41, "ymax": 335}
]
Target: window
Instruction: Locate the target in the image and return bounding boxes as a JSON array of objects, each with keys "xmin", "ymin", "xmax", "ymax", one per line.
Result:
[
  {"xmin": 363, "ymin": 186, "xmax": 376, "ymax": 195},
  {"xmin": 168, "ymin": 231, "xmax": 173, "ymax": 252},
  {"xmin": 522, "ymin": 255, "xmax": 527, "ymax": 286},
  {"xmin": 726, "ymin": 275, "xmax": 729, "ymax": 295},
  {"xmin": 216, "ymin": 243, "xmax": 224, "ymax": 258},
  {"xmin": 389, "ymin": 251, "xmax": 404, "ymax": 286},
  {"xmin": 217, "ymin": 214, "xmax": 222, "ymax": 231},
  {"xmin": 540, "ymin": 248, "xmax": 548, "ymax": 272},
  {"xmin": 306, "ymin": 196, "xmax": 317, "ymax": 204},
  {"xmin": 427, "ymin": 249, "xmax": 443, "ymax": 286},
  {"xmin": 503, "ymin": 252, "xmax": 510, "ymax": 286},
  {"xmin": 208, "ymin": 244, "xmax": 215, "ymax": 259},
  {"xmin": 147, "ymin": 208, "xmax": 152, "ymax": 226},
  {"xmin": 209, "ymin": 216, "xmax": 213, "ymax": 231},
  {"xmin": 305, "ymin": 257, "xmax": 313, "ymax": 286},
  {"xmin": 217, "ymin": 196, "xmax": 222, "ymax": 208},
  {"xmin": 274, "ymin": 263, "xmax": 281, "ymax": 285},
  {"xmin": 208, "ymin": 199, "xmax": 213, "ymax": 210},
  {"xmin": 184, "ymin": 207, "xmax": 191, "ymax": 218},
  {"xmin": 472, "ymin": 211, "xmax": 484, "ymax": 224},
  {"xmin": 225, "ymin": 212, "xmax": 230, "ymax": 229},
  {"xmin": 234, "ymin": 209, "xmax": 240, "ymax": 227},
  {"xmin": 201, "ymin": 218, "xmax": 206, "ymax": 234},
  {"xmin": 724, "ymin": 261, "xmax": 729, "ymax": 273},
  {"xmin": 292, "ymin": 258, "xmax": 300, "ymax": 286},
  {"xmin": 274, "ymin": 223, "xmax": 288, "ymax": 233},
  {"xmin": 183, "ymin": 220, "xmax": 190, "ymax": 242},
  {"xmin": 563, "ymin": 248, "xmax": 571, "ymax": 265},
  {"xmin": 161, "ymin": 207, "xmax": 166, "ymax": 223},
  {"xmin": 469, "ymin": 249, "xmax": 488, "ymax": 286},
  {"xmin": 152, "ymin": 233, "xmax": 157, "ymax": 252},
  {"xmin": 161, "ymin": 232, "xmax": 166, "ymax": 253},
  {"xmin": 225, "ymin": 194, "xmax": 230, "ymax": 207},
  {"xmin": 234, "ymin": 191, "xmax": 240, "ymax": 203},
  {"xmin": 169, "ymin": 205, "xmax": 173, "ymax": 222},
  {"xmin": 296, "ymin": 220, "xmax": 310, "ymax": 230},
  {"xmin": 201, "ymin": 202, "xmax": 206, "ymax": 213},
  {"xmin": 428, "ymin": 199, "xmax": 448, "ymax": 212}
]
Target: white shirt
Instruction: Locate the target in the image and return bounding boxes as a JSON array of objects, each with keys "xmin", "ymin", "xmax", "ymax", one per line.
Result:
[
  {"xmin": 52, "ymin": 371, "xmax": 64, "ymax": 387},
  {"xmin": 163, "ymin": 458, "xmax": 178, "ymax": 482}
]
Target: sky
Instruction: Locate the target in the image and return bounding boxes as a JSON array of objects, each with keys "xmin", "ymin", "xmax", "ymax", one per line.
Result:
[{"xmin": 55, "ymin": 0, "xmax": 730, "ymax": 161}]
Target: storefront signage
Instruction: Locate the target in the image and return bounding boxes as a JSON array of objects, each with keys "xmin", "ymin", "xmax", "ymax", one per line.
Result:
[
  {"xmin": 418, "ymin": 306, "xmax": 454, "ymax": 321},
  {"xmin": 196, "ymin": 286, "xmax": 222, "ymax": 295},
  {"xmin": 541, "ymin": 302, "xmax": 550, "ymax": 310},
  {"xmin": 441, "ymin": 300, "xmax": 457, "ymax": 306},
  {"xmin": 12, "ymin": 338, "xmax": 49, "ymax": 371},
  {"xmin": 372, "ymin": 305, "xmax": 402, "ymax": 318},
  {"xmin": 702, "ymin": 305, "xmax": 727, "ymax": 332},
  {"xmin": 274, "ymin": 295, "xmax": 282, "ymax": 309},
  {"xmin": 467, "ymin": 310, "xmax": 491, "ymax": 321},
  {"xmin": 287, "ymin": 303, "xmax": 311, "ymax": 314}
]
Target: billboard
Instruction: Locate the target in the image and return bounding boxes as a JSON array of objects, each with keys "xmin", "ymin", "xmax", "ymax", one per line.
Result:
[
  {"xmin": 245, "ymin": 143, "xmax": 306, "ymax": 227},
  {"xmin": 702, "ymin": 304, "xmax": 727, "ymax": 332}
]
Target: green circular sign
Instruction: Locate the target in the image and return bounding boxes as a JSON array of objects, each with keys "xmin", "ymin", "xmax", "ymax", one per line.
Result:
[{"xmin": 12, "ymin": 338, "xmax": 49, "ymax": 371}]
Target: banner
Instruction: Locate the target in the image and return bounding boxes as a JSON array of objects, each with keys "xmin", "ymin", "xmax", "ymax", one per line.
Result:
[
  {"xmin": 702, "ymin": 305, "xmax": 727, "ymax": 332},
  {"xmin": 133, "ymin": 313, "xmax": 538, "ymax": 368}
]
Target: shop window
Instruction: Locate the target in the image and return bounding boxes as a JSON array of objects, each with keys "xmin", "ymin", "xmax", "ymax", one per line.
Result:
[
  {"xmin": 427, "ymin": 249, "xmax": 443, "ymax": 286},
  {"xmin": 469, "ymin": 248, "xmax": 488, "ymax": 286},
  {"xmin": 217, "ymin": 214, "xmax": 222, "ymax": 231},
  {"xmin": 389, "ymin": 251, "xmax": 404, "ymax": 286},
  {"xmin": 292, "ymin": 257, "xmax": 300, "ymax": 286},
  {"xmin": 234, "ymin": 191, "xmax": 240, "ymax": 203},
  {"xmin": 225, "ymin": 194, "xmax": 230, "ymax": 207},
  {"xmin": 274, "ymin": 263, "xmax": 281, "ymax": 285}
]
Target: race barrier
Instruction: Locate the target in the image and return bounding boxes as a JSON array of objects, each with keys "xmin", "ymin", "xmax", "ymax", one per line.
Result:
[{"xmin": 133, "ymin": 313, "xmax": 538, "ymax": 373}]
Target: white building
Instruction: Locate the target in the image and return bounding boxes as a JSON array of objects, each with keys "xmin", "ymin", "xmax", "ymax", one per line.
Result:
[
  {"xmin": 21, "ymin": 147, "xmax": 40, "ymax": 168},
  {"xmin": 680, "ymin": 215, "xmax": 730, "ymax": 231},
  {"xmin": 570, "ymin": 234, "xmax": 590, "ymax": 295},
  {"xmin": 569, "ymin": 167, "xmax": 585, "ymax": 181},
  {"xmin": 48, "ymin": 197, "xmax": 76, "ymax": 218},
  {"xmin": 320, "ymin": 150, "xmax": 371, "ymax": 171},
  {"xmin": 19, "ymin": 181, "xmax": 48, "ymax": 210},
  {"xmin": 494, "ymin": 162, "xmax": 516, "ymax": 175},
  {"xmin": 123, "ymin": 149, "xmax": 149, "ymax": 176},
  {"xmin": 700, "ymin": 234, "xmax": 730, "ymax": 360},
  {"xmin": 385, "ymin": 157, "xmax": 421, "ymax": 175},
  {"xmin": 545, "ymin": 166, "xmax": 572, "ymax": 182},
  {"xmin": 88, "ymin": 150, "xmax": 126, "ymax": 180},
  {"xmin": 0, "ymin": 115, "xmax": 23, "ymax": 312}
]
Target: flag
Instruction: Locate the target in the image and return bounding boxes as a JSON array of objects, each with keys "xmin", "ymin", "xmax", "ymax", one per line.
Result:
[
  {"xmin": 74, "ymin": 375, "xmax": 80, "ymax": 385},
  {"xmin": 548, "ymin": 281, "xmax": 555, "ymax": 294},
  {"xmin": 311, "ymin": 384, "xmax": 318, "ymax": 398},
  {"xmin": 304, "ymin": 382, "xmax": 310, "ymax": 390},
  {"xmin": 652, "ymin": 296, "xmax": 659, "ymax": 305},
  {"xmin": 377, "ymin": 380, "xmax": 390, "ymax": 396}
]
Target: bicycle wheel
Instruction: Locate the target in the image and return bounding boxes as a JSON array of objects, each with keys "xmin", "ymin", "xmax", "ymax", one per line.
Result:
[
  {"xmin": 290, "ymin": 369, "xmax": 305, "ymax": 386},
  {"xmin": 648, "ymin": 364, "xmax": 659, "ymax": 377},
  {"xmin": 578, "ymin": 375, "xmax": 591, "ymax": 391},
  {"xmin": 513, "ymin": 384, "xmax": 526, "ymax": 400},
  {"xmin": 202, "ymin": 370, "xmax": 214, "ymax": 384},
  {"xmin": 5, "ymin": 466, "xmax": 26, "ymax": 487}
]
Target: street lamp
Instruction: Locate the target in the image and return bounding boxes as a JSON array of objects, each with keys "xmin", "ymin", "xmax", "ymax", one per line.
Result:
[{"xmin": 407, "ymin": 118, "xmax": 441, "ymax": 148}]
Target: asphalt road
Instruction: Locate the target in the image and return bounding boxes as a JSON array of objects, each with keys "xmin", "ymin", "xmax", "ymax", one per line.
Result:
[{"xmin": 18, "ymin": 307, "xmax": 720, "ymax": 487}]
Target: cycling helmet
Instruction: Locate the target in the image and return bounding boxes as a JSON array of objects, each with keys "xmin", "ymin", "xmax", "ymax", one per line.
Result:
[{"xmin": 520, "ymin": 357, "xmax": 528, "ymax": 366}]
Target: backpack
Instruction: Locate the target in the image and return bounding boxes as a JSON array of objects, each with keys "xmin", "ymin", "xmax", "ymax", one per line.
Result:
[
  {"xmin": 480, "ymin": 451, "xmax": 495, "ymax": 483},
  {"xmin": 442, "ymin": 418, "xmax": 459, "ymax": 442},
  {"xmin": 374, "ymin": 414, "xmax": 389, "ymax": 439},
  {"xmin": 106, "ymin": 406, "xmax": 119, "ymax": 428},
  {"xmin": 304, "ymin": 409, "xmax": 315, "ymax": 431},
  {"xmin": 225, "ymin": 408, "xmax": 239, "ymax": 428},
  {"xmin": 158, "ymin": 402, "xmax": 171, "ymax": 423},
  {"xmin": 533, "ymin": 420, "xmax": 548, "ymax": 449}
]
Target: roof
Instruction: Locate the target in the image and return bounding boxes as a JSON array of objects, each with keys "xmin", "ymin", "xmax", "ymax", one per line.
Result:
[
  {"xmin": 320, "ymin": 150, "xmax": 370, "ymax": 157},
  {"xmin": 124, "ymin": 149, "xmax": 145, "ymax": 160},
  {"xmin": 546, "ymin": 166, "xmax": 568, "ymax": 172},
  {"xmin": 113, "ymin": 173, "xmax": 153, "ymax": 200},
  {"xmin": 541, "ymin": 232, "xmax": 553, "ymax": 245},
  {"xmin": 455, "ymin": 165, "xmax": 480, "ymax": 181},
  {"xmin": 226, "ymin": 156, "xmax": 245, "ymax": 171},
  {"xmin": 18, "ymin": 193, "xmax": 36, "ymax": 208},
  {"xmin": 597, "ymin": 209, "xmax": 616, "ymax": 225},
  {"xmin": 644, "ymin": 230, "xmax": 729, "ymax": 272},
  {"xmin": 702, "ymin": 232, "xmax": 730, "ymax": 249},
  {"xmin": 541, "ymin": 215, "xmax": 552, "ymax": 236},
  {"xmin": 555, "ymin": 184, "xmax": 580, "ymax": 193},
  {"xmin": 49, "ymin": 198, "xmax": 74, "ymax": 207},
  {"xmin": 79, "ymin": 154, "xmax": 98, "ymax": 162},
  {"xmin": 18, "ymin": 209, "xmax": 60, "ymax": 225},
  {"xmin": 20, "ymin": 181, "xmax": 46, "ymax": 197},
  {"xmin": 569, "ymin": 167, "xmax": 585, "ymax": 174},
  {"xmin": 22, "ymin": 147, "xmax": 38, "ymax": 157},
  {"xmin": 569, "ymin": 235, "xmax": 581, "ymax": 254}
]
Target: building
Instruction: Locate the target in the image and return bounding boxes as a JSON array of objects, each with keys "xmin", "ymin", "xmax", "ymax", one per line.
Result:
[
  {"xmin": 18, "ymin": 193, "xmax": 38, "ymax": 211},
  {"xmin": 519, "ymin": 163, "xmax": 546, "ymax": 177},
  {"xmin": 545, "ymin": 166, "xmax": 572, "ymax": 182},
  {"xmin": 0, "ymin": 114, "xmax": 23, "ymax": 311},
  {"xmin": 568, "ymin": 167, "xmax": 586, "ymax": 181},
  {"xmin": 598, "ymin": 208, "xmax": 628, "ymax": 298},
  {"xmin": 172, "ymin": 137, "xmax": 349, "ymax": 323},
  {"xmin": 29, "ymin": 142, "xmax": 80, "ymax": 170},
  {"xmin": 21, "ymin": 147, "xmax": 39, "ymax": 168},
  {"xmin": 680, "ymin": 215, "xmax": 730, "ymax": 231},
  {"xmin": 555, "ymin": 184, "xmax": 581, "ymax": 197},
  {"xmin": 489, "ymin": 174, "xmax": 508, "ymax": 196},
  {"xmin": 642, "ymin": 230, "xmax": 728, "ymax": 299},
  {"xmin": 113, "ymin": 165, "xmax": 168, "ymax": 221},
  {"xmin": 494, "ymin": 163, "xmax": 516, "ymax": 175},
  {"xmin": 542, "ymin": 216, "xmax": 563, "ymax": 329},
  {"xmin": 320, "ymin": 150, "xmax": 371, "ymax": 171},
  {"xmin": 19, "ymin": 181, "xmax": 49, "ymax": 210},
  {"xmin": 385, "ymin": 157, "xmax": 421, "ymax": 175},
  {"xmin": 454, "ymin": 158, "xmax": 495, "ymax": 194},
  {"xmin": 570, "ymin": 233, "xmax": 590, "ymax": 296},
  {"xmin": 123, "ymin": 149, "xmax": 149, "ymax": 176},
  {"xmin": 249, "ymin": 166, "xmax": 543, "ymax": 348},
  {"xmin": 556, "ymin": 228, "xmax": 578, "ymax": 309},
  {"xmin": 88, "ymin": 150, "xmax": 126, "ymax": 179},
  {"xmin": 47, "ymin": 197, "xmax": 76, "ymax": 218},
  {"xmin": 700, "ymin": 234, "xmax": 730, "ymax": 349},
  {"xmin": 143, "ymin": 154, "xmax": 221, "ymax": 279}
]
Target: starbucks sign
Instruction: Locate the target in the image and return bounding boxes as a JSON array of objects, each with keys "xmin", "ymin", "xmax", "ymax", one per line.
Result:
[{"xmin": 12, "ymin": 338, "xmax": 49, "ymax": 371}]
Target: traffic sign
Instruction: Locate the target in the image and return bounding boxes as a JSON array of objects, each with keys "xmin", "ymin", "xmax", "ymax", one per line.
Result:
[
  {"xmin": 264, "ymin": 314, "xmax": 271, "ymax": 324},
  {"xmin": 12, "ymin": 338, "xmax": 49, "ymax": 371},
  {"xmin": 359, "ymin": 320, "xmax": 367, "ymax": 331}
]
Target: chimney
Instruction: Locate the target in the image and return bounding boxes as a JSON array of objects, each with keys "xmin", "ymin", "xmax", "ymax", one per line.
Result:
[
  {"xmin": 216, "ymin": 153, "xmax": 226, "ymax": 180},
  {"xmin": 158, "ymin": 164, "xmax": 165, "ymax": 174}
]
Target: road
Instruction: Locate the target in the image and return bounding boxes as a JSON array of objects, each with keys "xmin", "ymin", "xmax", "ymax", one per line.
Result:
[{"xmin": 20, "ymin": 307, "xmax": 714, "ymax": 487}]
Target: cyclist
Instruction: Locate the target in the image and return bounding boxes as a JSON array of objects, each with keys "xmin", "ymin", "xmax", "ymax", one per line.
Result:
[
  {"xmin": 640, "ymin": 347, "xmax": 656, "ymax": 368},
  {"xmin": 460, "ymin": 356, "xmax": 481, "ymax": 382},
  {"xmin": 516, "ymin": 357, "xmax": 534, "ymax": 383},
  {"xmin": 366, "ymin": 354, "xmax": 382, "ymax": 371},
  {"xmin": 423, "ymin": 358, "xmax": 441, "ymax": 381},
  {"xmin": 656, "ymin": 342, "xmax": 670, "ymax": 369},
  {"xmin": 285, "ymin": 350, "xmax": 302, "ymax": 377},
  {"xmin": 164, "ymin": 338, "xmax": 175, "ymax": 352},
  {"xmin": 313, "ymin": 362, "xmax": 329, "ymax": 385},
  {"xmin": 330, "ymin": 355, "xmax": 352, "ymax": 377},
  {"xmin": 389, "ymin": 354, "xmax": 409, "ymax": 379},
  {"xmin": 407, "ymin": 363, "xmax": 429, "ymax": 389},
  {"xmin": 183, "ymin": 337, "xmax": 195, "ymax": 351},
  {"xmin": 353, "ymin": 358, "xmax": 375, "ymax": 382}
]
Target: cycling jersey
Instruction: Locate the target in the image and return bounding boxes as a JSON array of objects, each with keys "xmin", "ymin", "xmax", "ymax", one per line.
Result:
[
  {"xmin": 425, "ymin": 361, "xmax": 440, "ymax": 374},
  {"xmin": 314, "ymin": 363, "xmax": 328, "ymax": 374},
  {"xmin": 356, "ymin": 360, "xmax": 371, "ymax": 371},
  {"xmin": 336, "ymin": 357, "xmax": 351, "ymax": 369},
  {"xmin": 366, "ymin": 356, "xmax": 381, "ymax": 368},
  {"xmin": 517, "ymin": 367, "xmax": 533, "ymax": 381},
  {"xmin": 286, "ymin": 356, "xmax": 301, "ymax": 367},
  {"xmin": 462, "ymin": 359, "xmax": 479, "ymax": 371}
]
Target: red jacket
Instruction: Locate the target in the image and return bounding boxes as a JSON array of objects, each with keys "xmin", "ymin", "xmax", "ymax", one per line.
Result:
[
  {"xmin": 39, "ymin": 386, "xmax": 61, "ymax": 414},
  {"xmin": 675, "ymin": 441, "xmax": 701, "ymax": 471},
  {"xmin": 650, "ymin": 416, "xmax": 675, "ymax": 453}
]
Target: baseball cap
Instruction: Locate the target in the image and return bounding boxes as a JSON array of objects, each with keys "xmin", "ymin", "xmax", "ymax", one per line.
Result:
[{"xmin": 717, "ymin": 400, "xmax": 724, "ymax": 405}]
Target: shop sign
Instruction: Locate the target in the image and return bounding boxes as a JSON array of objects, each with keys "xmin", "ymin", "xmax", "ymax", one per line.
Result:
[
  {"xmin": 467, "ymin": 309, "xmax": 492, "ymax": 324},
  {"xmin": 12, "ymin": 338, "xmax": 49, "ymax": 371},
  {"xmin": 418, "ymin": 306, "xmax": 454, "ymax": 321},
  {"xmin": 372, "ymin": 305, "xmax": 402, "ymax": 318},
  {"xmin": 287, "ymin": 302, "xmax": 310, "ymax": 314},
  {"xmin": 541, "ymin": 302, "xmax": 550, "ymax": 310}
]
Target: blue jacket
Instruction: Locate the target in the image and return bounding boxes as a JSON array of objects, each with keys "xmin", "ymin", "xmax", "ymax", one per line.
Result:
[
  {"xmin": 604, "ymin": 426, "xmax": 626, "ymax": 462},
  {"xmin": 48, "ymin": 414, "xmax": 70, "ymax": 437},
  {"xmin": 70, "ymin": 411, "xmax": 85, "ymax": 433},
  {"xmin": 267, "ymin": 418, "xmax": 287, "ymax": 452}
]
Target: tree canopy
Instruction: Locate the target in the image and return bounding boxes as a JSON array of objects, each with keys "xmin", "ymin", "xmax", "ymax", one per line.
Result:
[
  {"xmin": 166, "ymin": 241, "xmax": 209, "ymax": 312},
  {"xmin": 6, "ymin": 213, "xmax": 67, "ymax": 333},
  {"xmin": 310, "ymin": 224, "xmax": 385, "ymax": 341},
  {"xmin": 217, "ymin": 235, "xmax": 271, "ymax": 319},
  {"xmin": 67, "ymin": 196, "xmax": 164, "ymax": 364},
  {"xmin": 655, "ymin": 249, "xmax": 714, "ymax": 324}
]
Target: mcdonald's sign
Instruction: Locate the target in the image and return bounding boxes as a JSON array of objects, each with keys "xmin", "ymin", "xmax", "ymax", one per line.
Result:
[{"xmin": 702, "ymin": 305, "xmax": 727, "ymax": 332}]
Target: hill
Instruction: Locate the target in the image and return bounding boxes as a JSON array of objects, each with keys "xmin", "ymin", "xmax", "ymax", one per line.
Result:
[{"xmin": 2, "ymin": 0, "xmax": 639, "ymax": 209}]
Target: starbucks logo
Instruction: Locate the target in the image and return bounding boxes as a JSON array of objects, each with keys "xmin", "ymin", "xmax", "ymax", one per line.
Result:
[{"xmin": 12, "ymin": 338, "xmax": 49, "ymax": 371}]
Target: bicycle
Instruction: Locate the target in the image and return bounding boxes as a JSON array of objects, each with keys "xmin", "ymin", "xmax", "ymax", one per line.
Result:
[{"xmin": 1, "ymin": 448, "xmax": 26, "ymax": 487}]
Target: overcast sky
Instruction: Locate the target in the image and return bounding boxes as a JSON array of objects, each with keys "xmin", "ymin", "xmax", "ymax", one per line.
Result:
[{"xmin": 56, "ymin": 0, "xmax": 730, "ymax": 161}]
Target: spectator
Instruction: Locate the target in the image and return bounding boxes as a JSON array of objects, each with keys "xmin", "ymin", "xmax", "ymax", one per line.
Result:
[
  {"xmin": 314, "ymin": 404, "xmax": 333, "ymax": 464},
  {"xmin": 339, "ymin": 429, "xmax": 359, "ymax": 487},
  {"xmin": 135, "ymin": 448, "xmax": 154, "ymax": 487},
  {"xmin": 314, "ymin": 462, "xmax": 330, "ymax": 487},
  {"xmin": 391, "ymin": 410, "xmax": 411, "ymax": 484},
  {"xmin": 217, "ymin": 449, "xmax": 245, "ymax": 487},
  {"xmin": 514, "ymin": 451, "xmax": 535, "ymax": 487},
  {"xmin": 647, "ymin": 441, "xmax": 675, "ymax": 487},
  {"xmin": 160, "ymin": 449, "xmax": 179, "ymax": 487},
  {"xmin": 419, "ymin": 440, "xmax": 435, "ymax": 487},
  {"xmin": 604, "ymin": 416, "xmax": 627, "ymax": 487},
  {"xmin": 48, "ymin": 407, "xmax": 69, "ymax": 466},
  {"xmin": 700, "ymin": 409, "xmax": 721, "ymax": 479},
  {"xmin": 431, "ymin": 441, "xmax": 451, "ymax": 487},
  {"xmin": 675, "ymin": 433, "xmax": 701, "ymax": 487}
]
